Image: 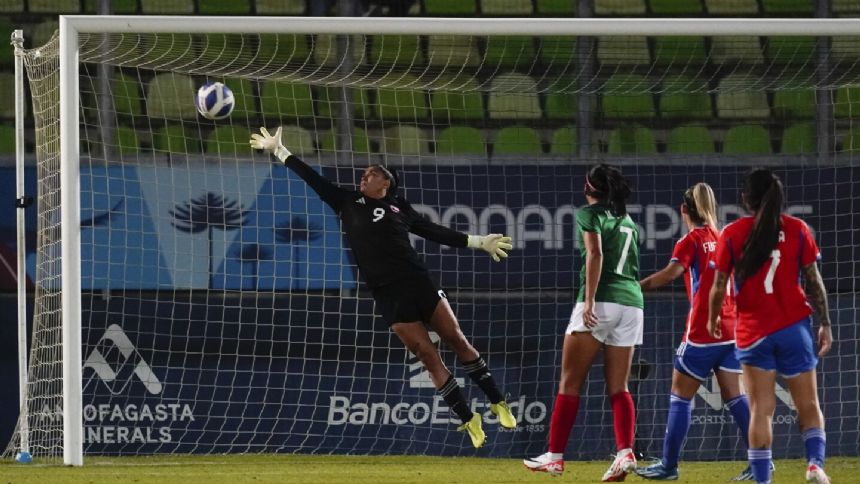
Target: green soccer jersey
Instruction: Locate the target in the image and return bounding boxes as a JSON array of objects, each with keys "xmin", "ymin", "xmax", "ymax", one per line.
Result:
[{"xmin": 575, "ymin": 203, "xmax": 643, "ymax": 309}]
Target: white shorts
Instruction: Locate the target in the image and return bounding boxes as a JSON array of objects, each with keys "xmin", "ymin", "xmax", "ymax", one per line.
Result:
[{"xmin": 566, "ymin": 302, "xmax": 644, "ymax": 347}]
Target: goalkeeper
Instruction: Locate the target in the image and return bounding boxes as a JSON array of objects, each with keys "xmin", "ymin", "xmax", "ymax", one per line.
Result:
[{"xmin": 250, "ymin": 127, "xmax": 516, "ymax": 448}]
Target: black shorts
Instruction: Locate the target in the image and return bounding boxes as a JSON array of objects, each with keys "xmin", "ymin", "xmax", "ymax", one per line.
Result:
[{"xmin": 371, "ymin": 276, "xmax": 447, "ymax": 326}]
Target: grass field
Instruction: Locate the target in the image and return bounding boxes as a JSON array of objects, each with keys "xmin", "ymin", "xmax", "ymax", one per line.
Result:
[{"xmin": 1, "ymin": 455, "xmax": 858, "ymax": 484}]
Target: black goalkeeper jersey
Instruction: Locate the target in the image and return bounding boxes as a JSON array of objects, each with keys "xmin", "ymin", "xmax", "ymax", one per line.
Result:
[{"xmin": 283, "ymin": 155, "xmax": 468, "ymax": 288}]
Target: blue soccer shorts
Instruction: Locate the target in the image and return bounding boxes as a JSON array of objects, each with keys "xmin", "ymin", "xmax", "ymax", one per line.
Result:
[
  {"xmin": 735, "ymin": 317, "xmax": 818, "ymax": 378},
  {"xmin": 674, "ymin": 341, "xmax": 741, "ymax": 381}
]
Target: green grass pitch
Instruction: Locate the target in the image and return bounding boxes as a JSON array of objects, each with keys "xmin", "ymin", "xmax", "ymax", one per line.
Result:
[{"xmin": 1, "ymin": 455, "xmax": 858, "ymax": 483}]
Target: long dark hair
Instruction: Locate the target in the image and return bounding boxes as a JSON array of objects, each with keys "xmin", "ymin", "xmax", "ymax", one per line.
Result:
[
  {"xmin": 735, "ymin": 168, "xmax": 784, "ymax": 284},
  {"xmin": 370, "ymin": 164, "xmax": 399, "ymax": 198},
  {"xmin": 584, "ymin": 164, "xmax": 632, "ymax": 216}
]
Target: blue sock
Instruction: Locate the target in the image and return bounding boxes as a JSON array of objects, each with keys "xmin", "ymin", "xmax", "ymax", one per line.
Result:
[
  {"xmin": 802, "ymin": 428, "xmax": 826, "ymax": 468},
  {"xmin": 661, "ymin": 394, "xmax": 692, "ymax": 470},
  {"xmin": 725, "ymin": 395, "xmax": 751, "ymax": 448},
  {"xmin": 748, "ymin": 448, "xmax": 773, "ymax": 484}
]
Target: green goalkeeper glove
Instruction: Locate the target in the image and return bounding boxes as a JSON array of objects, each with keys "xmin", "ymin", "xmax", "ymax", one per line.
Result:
[
  {"xmin": 467, "ymin": 234, "xmax": 513, "ymax": 262},
  {"xmin": 249, "ymin": 126, "xmax": 291, "ymax": 162}
]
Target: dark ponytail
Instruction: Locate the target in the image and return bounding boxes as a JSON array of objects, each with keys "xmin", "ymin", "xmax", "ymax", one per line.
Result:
[
  {"xmin": 735, "ymin": 168, "xmax": 784, "ymax": 284},
  {"xmin": 585, "ymin": 164, "xmax": 632, "ymax": 216}
]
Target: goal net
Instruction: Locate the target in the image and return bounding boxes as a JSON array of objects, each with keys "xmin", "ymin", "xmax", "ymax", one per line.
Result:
[{"xmin": 5, "ymin": 17, "xmax": 860, "ymax": 464}]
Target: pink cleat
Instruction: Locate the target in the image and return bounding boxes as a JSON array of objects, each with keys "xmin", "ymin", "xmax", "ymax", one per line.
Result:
[
  {"xmin": 523, "ymin": 452, "xmax": 564, "ymax": 476},
  {"xmin": 602, "ymin": 448, "xmax": 637, "ymax": 482}
]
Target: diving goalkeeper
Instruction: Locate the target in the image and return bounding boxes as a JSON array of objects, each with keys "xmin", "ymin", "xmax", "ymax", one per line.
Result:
[{"xmin": 250, "ymin": 127, "xmax": 516, "ymax": 448}]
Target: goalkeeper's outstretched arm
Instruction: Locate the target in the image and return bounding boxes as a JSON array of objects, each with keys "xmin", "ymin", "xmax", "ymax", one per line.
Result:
[
  {"xmin": 405, "ymin": 201, "xmax": 512, "ymax": 262},
  {"xmin": 250, "ymin": 127, "xmax": 350, "ymax": 209}
]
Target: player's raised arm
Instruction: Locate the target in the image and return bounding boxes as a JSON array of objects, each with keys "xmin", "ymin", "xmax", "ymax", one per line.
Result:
[
  {"xmin": 404, "ymin": 201, "xmax": 512, "ymax": 262},
  {"xmin": 249, "ymin": 126, "xmax": 350, "ymax": 209},
  {"xmin": 640, "ymin": 261, "xmax": 685, "ymax": 291}
]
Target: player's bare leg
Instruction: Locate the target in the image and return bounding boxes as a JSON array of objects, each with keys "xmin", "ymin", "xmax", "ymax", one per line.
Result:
[
  {"xmin": 785, "ymin": 371, "xmax": 830, "ymax": 484},
  {"xmin": 431, "ymin": 299, "xmax": 516, "ymax": 429}
]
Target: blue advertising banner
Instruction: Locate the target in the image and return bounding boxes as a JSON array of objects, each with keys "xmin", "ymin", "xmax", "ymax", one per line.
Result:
[{"xmin": 1, "ymin": 163, "xmax": 857, "ymax": 459}]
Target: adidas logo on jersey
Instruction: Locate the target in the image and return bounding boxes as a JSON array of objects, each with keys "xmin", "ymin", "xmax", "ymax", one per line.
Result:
[{"xmin": 356, "ymin": 197, "xmax": 366, "ymax": 204}]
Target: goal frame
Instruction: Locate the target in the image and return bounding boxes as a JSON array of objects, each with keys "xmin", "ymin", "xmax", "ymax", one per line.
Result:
[{"xmin": 41, "ymin": 15, "xmax": 860, "ymax": 466}]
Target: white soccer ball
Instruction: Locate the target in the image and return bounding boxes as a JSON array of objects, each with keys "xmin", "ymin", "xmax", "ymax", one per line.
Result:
[{"xmin": 195, "ymin": 82, "xmax": 235, "ymax": 120}]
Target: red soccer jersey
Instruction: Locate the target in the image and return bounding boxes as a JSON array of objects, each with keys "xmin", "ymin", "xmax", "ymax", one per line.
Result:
[
  {"xmin": 714, "ymin": 214, "xmax": 820, "ymax": 348},
  {"xmin": 671, "ymin": 226, "xmax": 737, "ymax": 345}
]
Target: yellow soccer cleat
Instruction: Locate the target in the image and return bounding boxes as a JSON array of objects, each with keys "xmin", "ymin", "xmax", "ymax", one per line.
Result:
[
  {"xmin": 490, "ymin": 401, "xmax": 517, "ymax": 429},
  {"xmin": 457, "ymin": 412, "xmax": 486, "ymax": 449}
]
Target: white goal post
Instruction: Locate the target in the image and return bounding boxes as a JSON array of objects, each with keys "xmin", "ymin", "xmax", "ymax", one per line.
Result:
[{"xmin": 13, "ymin": 15, "xmax": 860, "ymax": 466}]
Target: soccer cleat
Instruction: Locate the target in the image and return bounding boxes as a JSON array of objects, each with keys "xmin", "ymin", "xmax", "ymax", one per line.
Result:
[
  {"xmin": 523, "ymin": 452, "xmax": 564, "ymax": 476},
  {"xmin": 457, "ymin": 412, "xmax": 486, "ymax": 449},
  {"xmin": 732, "ymin": 462, "xmax": 776, "ymax": 481},
  {"xmin": 490, "ymin": 401, "xmax": 517, "ymax": 429},
  {"xmin": 806, "ymin": 464, "xmax": 830, "ymax": 484},
  {"xmin": 602, "ymin": 448, "xmax": 637, "ymax": 482},
  {"xmin": 634, "ymin": 461, "xmax": 678, "ymax": 480}
]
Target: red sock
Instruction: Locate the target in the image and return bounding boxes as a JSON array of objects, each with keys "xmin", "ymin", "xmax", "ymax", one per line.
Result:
[
  {"xmin": 548, "ymin": 393, "xmax": 580, "ymax": 454},
  {"xmin": 610, "ymin": 391, "xmax": 636, "ymax": 451}
]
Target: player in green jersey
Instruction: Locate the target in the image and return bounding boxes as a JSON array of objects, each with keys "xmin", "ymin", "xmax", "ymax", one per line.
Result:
[{"xmin": 524, "ymin": 164, "xmax": 642, "ymax": 482}]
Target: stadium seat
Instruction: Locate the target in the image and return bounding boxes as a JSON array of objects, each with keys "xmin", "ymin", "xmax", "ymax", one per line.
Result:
[
  {"xmin": 153, "ymin": 124, "xmax": 200, "ymax": 153},
  {"xmin": 0, "ymin": 74, "xmax": 15, "ymax": 118},
  {"xmin": 761, "ymin": 0, "xmax": 813, "ymax": 14},
  {"xmin": 835, "ymin": 86, "xmax": 860, "ymax": 118},
  {"xmin": 716, "ymin": 74, "xmax": 770, "ymax": 119},
  {"xmin": 834, "ymin": 0, "xmax": 860, "ymax": 14},
  {"xmin": 595, "ymin": 0, "xmax": 646, "ymax": 15},
  {"xmin": 722, "ymin": 125, "xmax": 771, "ymax": 154},
  {"xmin": 382, "ymin": 126, "xmax": 429, "ymax": 155},
  {"xmin": 114, "ymin": 126, "xmax": 141, "ymax": 155},
  {"xmin": 0, "ymin": 0, "xmax": 23, "ymax": 12},
  {"xmin": 649, "ymin": 0, "xmax": 703, "ymax": 14},
  {"xmin": 765, "ymin": 36, "xmax": 816, "ymax": 64},
  {"xmin": 536, "ymin": 0, "xmax": 576, "ymax": 14},
  {"xmin": 659, "ymin": 76, "xmax": 712, "ymax": 119},
  {"xmin": 436, "ymin": 126, "xmax": 486, "ymax": 155},
  {"xmin": 484, "ymin": 36, "xmax": 536, "ymax": 69},
  {"xmin": 0, "ymin": 125, "xmax": 14, "ymax": 154},
  {"xmin": 597, "ymin": 36, "xmax": 650, "ymax": 65},
  {"xmin": 843, "ymin": 125, "xmax": 860, "ymax": 151},
  {"xmin": 199, "ymin": 0, "xmax": 250, "ymax": 14},
  {"xmin": 487, "ymin": 73, "xmax": 541, "ymax": 120},
  {"xmin": 278, "ymin": 125, "xmax": 315, "ymax": 156},
  {"xmin": 480, "ymin": 0, "xmax": 533, "ymax": 15},
  {"xmin": 199, "ymin": 34, "xmax": 247, "ymax": 67},
  {"xmin": 31, "ymin": 20, "xmax": 58, "ymax": 48},
  {"xmin": 666, "ymin": 126, "xmax": 715, "ymax": 153},
  {"xmin": 430, "ymin": 76, "xmax": 484, "ymax": 120},
  {"xmin": 376, "ymin": 74, "xmax": 428, "ymax": 120},
  {"xmin": 607, "ymin": 126, "xmax": 657, "ymax": 154},
  {"xmin": 140, "ymin": 0, "xmax": 194, "ymax": 14},
  {"xmin": 256, "ymin": 0, "xmax": 306, "ymax": 14},
  {"xmin": 704, "ymin": 0, "xmax": 758, "ymax": 14},
  {"xmin": 313, "ymin": 34, "xmax": 367, "ymax": 66},
  {"xmin": 260, "ymin": 81, "xmax": 313, "ymax": 119},
  {"xmin": 710, "ymin": 36, "xmax": 764, "ymax": 64},
  {"xmin": 206, "ymin": 126, "xmax": 256, "ymax": 155},
  {"xmin": 215, "ymin": 78, "xmax": 255, "ymax": 117},
  {"xmin": 772, "ymin": 89, "xmax": 816, "ymax": 119},
  {"xmin": 0, "ymin": 17, "xmax": 16, "ymax": 66},
  {"xmin": 493, "ymin": 126, "xmax": 543, "ymax": 155},
  {"xmin": 316, "ymin": 86, "xmax": 373, "ymax": 119},
  {"xmin": 320, "ymin": 127, "xmax": 372, "ymax": 154},
  {"xmin": 539, "ymin": 36, "xmax": 577, "ymax": 66},
  {"xmin": 830, "ymin": 36, "xmax": 860, "ymax": 62},
  {"xmin": 601, "ymin": 74, "xmax": 656, "ymax": 119},
  {"xmin": 146, "ymin": 73, "xmax": 198, "ymax": 120},
  {"xmin": 653, "ymin": 37, "xmax": 707, "ymax": 66},
  {"xmin": 371, "ymin": 35, "xmax": 424, "ymax": 66},
  {"xmin": 84, "ymin": 0, "xmax": 136, "ymax": 12},
  {"xmin": 425, "ymin": 0, "xmax": 477, "ymax": 14},
  {"xmin": 545, "ymin": 90, "xmax": 577, "ymax": 120},
  {"xmin": 29, "ymin": 0, "xmax": 79, "ymax": 13},
  {"xmin": 256, "ymin": 34, "xmax": 312, "ymax": 66},
  {"xmin": 427, "ymin": 35, "xmax": 481, "ymax": 67},
  {"xmin": 112, "ymin": 74, "xmax": 144, "ymax": 118},
  {"xmin": 550, "ymin": 126, "xmax": 576, "ymax": 154},
  {"xmin": 780, "ymin": 123, "xmax": 816, "ymax": 154}
]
